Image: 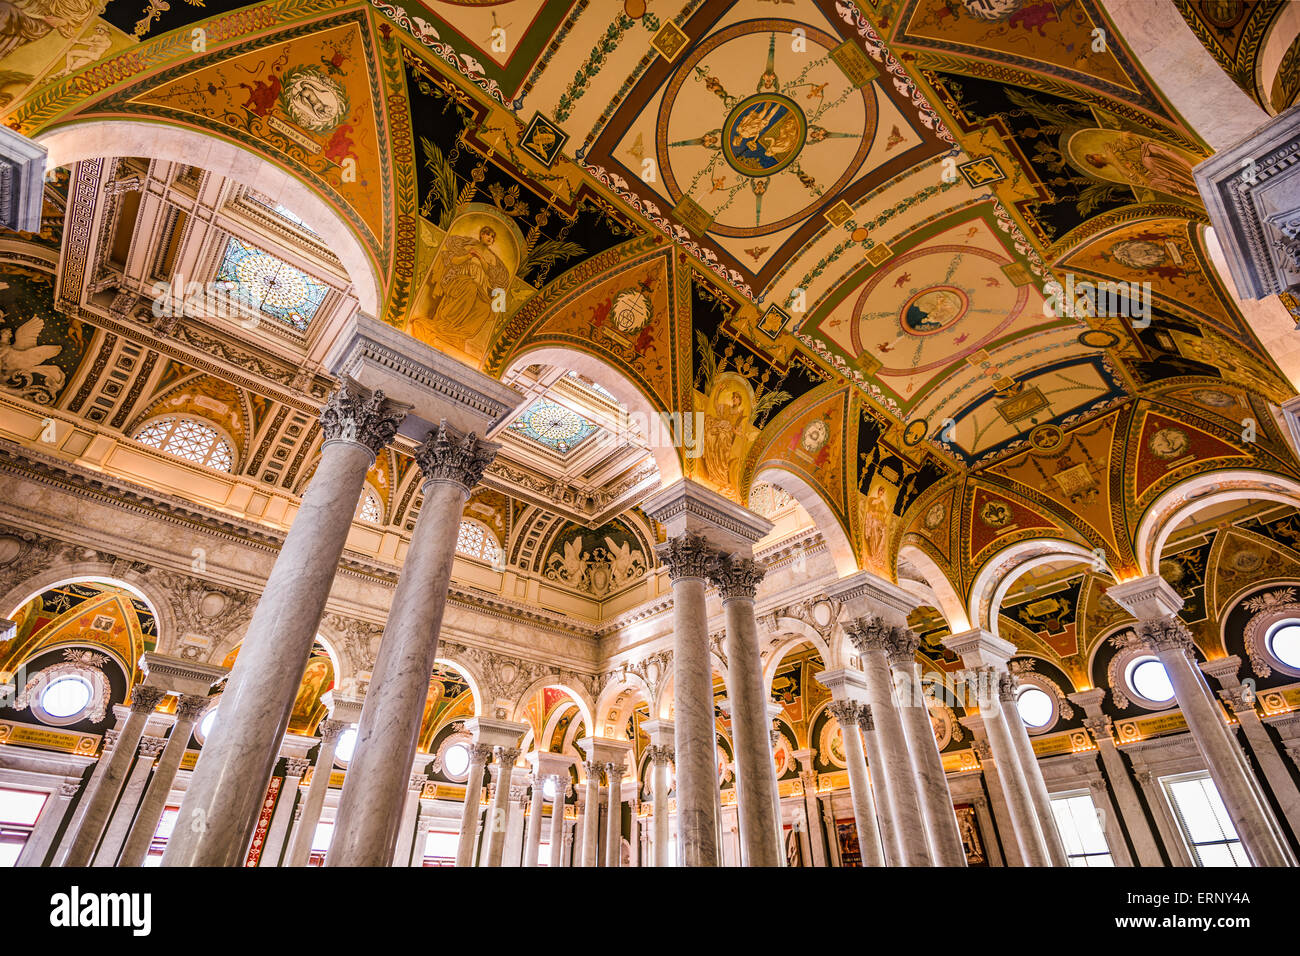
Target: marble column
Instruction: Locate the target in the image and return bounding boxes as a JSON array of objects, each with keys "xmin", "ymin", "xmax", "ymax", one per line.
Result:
[
  {"xmin": 482, "ymin": 746, "xmax": 521, "ymax": 867},
  {"xmin": 16, "ymin": 781, "xmax": 81, "ymax": 867},
  {"xmin": 118, "ymin": 694, "xmax": 209, "ymax": 867},
  {"xmin": 826, "ymin": 700, "xmax": 886, "ymax": 867},
  {"xmin": 259, "ymin": 755, "xmax": 311, "ymax": 867},
  {"xmin": 62, "ymin": 685, "xmax": 167, "ymax": 867},
  {"xmin": 709, "ymin": 554, "xmax": 780, "ymax": 867},
  {"xmin": 391, "ymin": 772, "xmax": 429, "ymax": 866},
  {"xmin": 524, "ymin": 774, "xmax": 546, "ymax": 867},
  {"xmin": 163, "ymin": 382, "xmax": 406, "ymax": 867},
  {"xmin": 885, "ymin": 631, "xmax": 966, "ymax": 866},
  {"xmin": 410, "ymin": 810, "xmax": 433, "ymax": 866},
  {"xmin": 795, "ymin": 761, "xmax": 826, "ymax": 866},
  {"xmin": 285, "ymin": 719, "xmax": 348, "ymax": 867},
  {"xmin": 974, "ymin": 668, "xmax": 1050, "ymax": 865},
  {"xmin": 844, "ymin": 618, "xmax": 931, "ymax": 865},
  {"xmin": 960, "ymin": 718, "xmax": 1022, "ymax": 867},
  {"xmin": 647, "ymin": 743, "xmax": 673, "ymax": 866},
  {"xmin": 548, "ymin": 777, "xmax": 566, "ymax": 868},
  {"xmin": 93, "ymin": 735, "xmax": 167, "ymax": 866},
  {"xmin": 605, "ymin": 761, "xmax": 625, "ymax": 868},
  {"xmin": 503, "ymin": 781, "xmax": 529, "ymax": 866},
  {"xmin": 455, "ymin": 743, "xmax": 493, "ymax": 867},
  {"xmin": 654, "ymin": 532, "xmax": 719, "ymax": 867},
  {"xmin": 52, "ymin": 725, "xmax": 120, "ymax": 865},
  {"xmin": 1142, "ymin": 617, "xmax": 1296, "ymax": 866},
  {"xmin": 998, "ymin": 672, "xmax": 1069, "ymax": 867},
  {"xmin": 329, "ymin": 422, "xmax": 497, "ymax": 867},
  {"xmin": 1202, "ymin": 655, "xmax": 1300, "ymax": 847},
  {"xmin": 580, "ymin": 760, "xmax": 602, "ymax": 867},
  {"xmin": 769, "ymin": 727, "xmax": 786, "ymax": 862},
  {"xmin": 1069, "ymin": 689, "xmax": 1165, "ymax": 866}
]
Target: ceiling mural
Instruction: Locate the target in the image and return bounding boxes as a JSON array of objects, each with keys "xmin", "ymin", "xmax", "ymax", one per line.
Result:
[
  {"xmin": 0, "ymin": 0, "xmax": 1296, "ymax": 622},
  {"xmin": 1, "ymin": 581, "xmax": 157, "ymax": 684},
  {"xmin": 417, "ymin": 661, "xmax": 473, "ymax": 750},
  {"xmin": 1173, "ymin": 0, "xmax": 1297, "ymax": 114}
]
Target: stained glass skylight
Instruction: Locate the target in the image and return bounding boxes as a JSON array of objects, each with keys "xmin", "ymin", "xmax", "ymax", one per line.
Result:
[
  {"xmin": 135, "ymin": 417, "xmax": 233, "ymax": 471},
  {"xmin": 215, "ymin": 236, "xmax": 328, "ymax": 331},
  {"xmin": 508, "ymin": 398, "xmax": 598, "ymax": 454}
]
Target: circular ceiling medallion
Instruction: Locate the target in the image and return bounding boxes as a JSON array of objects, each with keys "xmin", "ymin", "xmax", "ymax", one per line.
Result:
[
  {"xmin": 722, "ymin": 93, "xmax": 807, "ymax": 177},
  {"xmin": 1077, "ymin": 328, "xmax": 1119, "ymax": 349},
  {"xmin": 903, "ymin": 418, "xmax": 928, "ymax": 446},
  {"xmin": 901, "ymin": 286, "xmax": 968, "ymax": 336},
  {"xmin": 1028, "ymin": 423, "xmax": 1064, "ymax": 451}
]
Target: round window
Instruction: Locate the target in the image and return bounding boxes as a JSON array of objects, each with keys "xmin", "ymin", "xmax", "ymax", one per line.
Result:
[
  {"xmin": 1016, "ymin": 686, "xmax": 1055, "ymax": 728},
  {"xmin": 40, "ymin": 676, "xmax": 92, "ymax": 719},
  {"xmin": 334, "ymin": 727, "xmax": 358, "ymax": 766},
  {"xmin": 1127, "ymin": 656, "xmax": 1175, "ymax": 705},
  {"xmin": 1266, "ymin": 620, "xmax": 1300, "ymax": 670},
  {"xmin": 442, "ymin": 742, "xmax": 470, "ymax": 778},
  {"xmin": 197, "ymin": 708, "xmax": 217, "ymax": 742},
  {"xmin": 542, "ymin": 776, "xmax": 558, "ymax": 800}
]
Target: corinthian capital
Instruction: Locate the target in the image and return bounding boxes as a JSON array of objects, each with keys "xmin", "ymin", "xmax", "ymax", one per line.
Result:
[
  {"xmin": 996, "ymin": 670, "xmax": 1019, "ymax": 703},
  {"xmin": 646, "ymin": 744, "xmax": 675, "ymax": 766},
  {"xmin": 174, "ymin": 694, "xmax": 211, "ymax": 722},
  {"xmin": 654, "ymin": 532, "xmax": 717, "ymax": 581},
  {"xmin": 844, "ymin": 614, "xmax": 905, "ymax": 656},
  {"xmin": 468, "ymin": 743, "xmax": 494, "ymax": 765},
  {"xmin": 319, "ymin": 378, "xmax": 407, "ymax": 459},
  {"xmin": 883, "ymin": 627, "xmax": 921, "ymax": 668},
  {"xmin": 1137, "ymin": 616, "xmax": 1195, "ymax": 656},
  {"xmin": 1081, "ymin": 715, "xmax": 1113, "ymax": 742},
  {"xmin": 128, "ymin": 684, "xmax": 168, "ymax": 714},
  {"xmin": 707, "ymin": 553, "xmax": 766, "ymax": 602},
  {"xmin": 825, "ymin": 700, "xmax": 862, "ymax": 727},
  {"xmin": 318, "ymin": 719, "xmax": 349, "ymax": 744},
  {"xmin": 413, "ymin": 419, "xmax": 499, "ymax": 495}
]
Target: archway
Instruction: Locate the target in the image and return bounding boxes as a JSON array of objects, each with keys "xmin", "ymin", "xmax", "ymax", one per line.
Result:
[{"xmin": 34, "ymin": 119, "xmax": 382, "ymax": 318}]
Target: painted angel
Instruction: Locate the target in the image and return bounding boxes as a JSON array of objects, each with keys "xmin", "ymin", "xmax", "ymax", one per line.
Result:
[{"xmin": 0, "ymin": 316, "xmax": 64, "ymax": 402}]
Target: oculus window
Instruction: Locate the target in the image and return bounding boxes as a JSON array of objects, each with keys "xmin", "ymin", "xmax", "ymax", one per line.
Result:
[
  {"xmin": 1016, "ymin": 686, "xmax": 1055, "ymax": 729},
  {"xmin": 215, "ymin": 236, "xmax": 329, "ymax": 331},
  {"xmin": 1266, "ymin": 619, "xmax": 1300, "ymax": 670},
  {"xmin": 1125, "ymin": 656, "xmax": 1175, "ymax": 706},
  {"xmin": 508, "ymin": 398, "xmax": 597, "ymax": 454}
]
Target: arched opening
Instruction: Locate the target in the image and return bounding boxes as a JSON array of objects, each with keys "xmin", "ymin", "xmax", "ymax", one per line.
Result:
[
  {"xmin": 968, "ymin": 540, "xmax": 1115, "ymax": 636},
  {"xmin": 34, "ymin": 119, "xmax": 382, "ymax": 318},
  {"xmin": 753, "ymin": 466, "xmax": 858, "ymax": 577}
]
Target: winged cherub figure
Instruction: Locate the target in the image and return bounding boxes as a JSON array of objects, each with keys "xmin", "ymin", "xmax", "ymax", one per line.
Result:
[{"xmin": 0, "ymin": 316, "xmax": 64, "ymax": 403}]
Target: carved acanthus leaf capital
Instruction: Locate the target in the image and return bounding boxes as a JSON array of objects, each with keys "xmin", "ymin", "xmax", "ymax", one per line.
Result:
[
  {"xmin": 1137, "ymin": 616, "xmax": 1196, "ymax": 656},
  {"xmin": 468, "ymin": 743, "xmax": 494, "ymax": 764},
  {"xmin": 883, "ymin": 627, "xmax": 922, "ymax": 668},
  {"xmin": 996, "ymin": 671, "xmax": 1019, "ymax": 703},
  {"xmin": 844, "ymin": 614, "xmax": 907, "ymax": 656},
  {"xmin": 707, "ymin": 554, "xmax": 766, "ymax": 602},
  {"xmin": 318, "ymin": 719, "xmax": 349, "ymax": 744},
  {"xmin": 174, "ymin": 694, "xmax": 211, "ymax": 723},
  {"xmin": 1081, "ymin": 715, "xmax": 1114, "ymax": 742},
  {"xmin": 646, "ymin": 744, "xmax": 674, "ymax": 766},
  {"xmin": 413, "ymin": 419, "xmax": 499, "ymax": 494},
  {"xmin": 128, "ymin": 684, "xmax": 168, "ymax": 714},
  {"xmin": 654, "ymin": 532, "xmax": 717, "ymax": 581},
  {"xmin": 826, "ymin": 700, "xmax": 863, "ymax": 727},
  {"xmin": 285, "ymin": 756, "xmax": 312, "ymax": 777},
  {"xmin": 319, "ymin": 379, "xmax": 407, "ymax": 458}
]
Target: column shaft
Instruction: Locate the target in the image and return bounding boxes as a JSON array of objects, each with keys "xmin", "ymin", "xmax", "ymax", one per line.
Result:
[
  {"xmin": 650, "ymin": 749, "xmax": 672, "ymax": 866},
  {"xmin": 999, "ymin": 675, "xmax": 1069, "ymax": 867},
  {"xmin": 715, "ymin": 570, "xmax": 779, "ymax": 867},
  {"xmin": 330, "ymin": 423, "xmax": 495, "ymax": 867},
  {"xmin": 605, "ymin": 764, "xmax": 623, "ymax": 867},
  {"xmin": 482, "ymin": 750, "xmax": 519, "ymax": 867},
  {"xmin": 285, "ymin": 722, "xmax": 345, "ymax": 866},
  {"xmin": 93, "ymin": 736, "xmax": 165, "ymax": 865},
  {"xmin": 391, "ymin": 775, "xmax": 427, "ymax": 866},
  {"xmin": 118, "ymin": 698, "xmax": 206, "ymax": 867},
  {"xmin": 548, "ymin": 781, "xmax": 566, "ymax": 868},
  {"xmin": 829, "ymin": 702, "xmax": 885, "ymax": 866},
  {"xmin": 16, "ymin": 782, "xmax": 78, "ymax": 867},
  {"xmin": 1078, "ymin": 710, "xmax": 1164, "ymax": 866},
  {"xmin": 1149, "ymin": 627, "xmax": 1295, "ymax": 865},
  {"xmin": 62, "ymin": 687, "xmax": 165, "ymax": 867},
  {"xmin": 455, "ymin": 744, "xmax": 491, "ymax": 867},
  {"xmin": 163, "ymin": 389, "xmax": 402, "ymax": 867},
  {"xmin": 981, "ymin": 693, "xmax": 1050, "ymax": 866},
  {"xmin": 581, "ymin": 763, "xmax": 601, "ymax": 866},
  {"xmin": 656, "ymin": 533, "xmax": 719, "ymax": 868},
  {"xmin": 524, "ymin": 778, "xmax": 546, "ymax": 867},
  {"xmin": 890, "ymin": 660, "xmax": 966, "ymax": 866}
]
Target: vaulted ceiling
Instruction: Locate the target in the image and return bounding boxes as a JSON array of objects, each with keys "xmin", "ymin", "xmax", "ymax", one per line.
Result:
[{"xmin": 1, "ymin": 0, "xmax": 1297, "ymax": 609}]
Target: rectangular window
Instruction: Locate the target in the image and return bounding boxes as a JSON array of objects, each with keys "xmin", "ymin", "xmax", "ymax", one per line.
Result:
[
  {"xmin": 1162, "ymin": 771, "xmax": 1250, "ymax": 867},
  {"xmin": 421, "ymin": 829, "xmax": 459, "ymax": 867},
  {"xmin": 0, "ymin": 787, "xmax": 48, "ymax": 867},
  {"xmin": 142, "ymin": 805, "xmax": 180, "ymax": 866},
  {"xmin": 308, "ymin": 820, "xmax": 334, "ymax": 866},
  {"xmin": 1050, "ymin": 791, "xmax": 1114, "ymax": 867}
]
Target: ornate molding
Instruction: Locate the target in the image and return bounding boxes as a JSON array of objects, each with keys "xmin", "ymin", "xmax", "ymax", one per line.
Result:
[{"xmin": 653, "ymin": 532, "xmax": 717, "ymax": 582}]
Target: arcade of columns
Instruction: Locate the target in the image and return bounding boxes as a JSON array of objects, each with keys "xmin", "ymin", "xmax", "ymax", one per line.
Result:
[{"xmin": 36, "ymin": 316, "xmax": 1300, "ymax": 868}]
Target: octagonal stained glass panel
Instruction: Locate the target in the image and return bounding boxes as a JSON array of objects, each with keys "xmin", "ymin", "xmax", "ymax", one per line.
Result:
[
  {"xmin": 508, "ymin": 398, "xmax": 597, "ymax": 454},
  {"xmin": 215, "ymin": 236, "xmax": 328, "ymax": 331}
]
